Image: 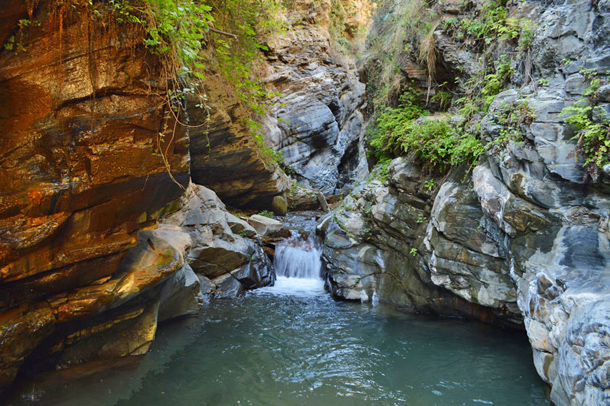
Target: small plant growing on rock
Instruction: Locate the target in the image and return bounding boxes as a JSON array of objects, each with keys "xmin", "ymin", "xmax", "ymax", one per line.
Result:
[
  {"xmin": 423, "ymin": 179, "xmax": 435, "ymax": 192},
  {"xmin": 487, "ymin": 99, "xmax": 534, "ymax": 154},
  {"xmin": 560, "ymin": 69, "xmax": 610, "ymax": 181}
]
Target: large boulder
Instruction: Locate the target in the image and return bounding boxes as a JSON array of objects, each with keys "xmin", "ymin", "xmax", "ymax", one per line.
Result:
[{"xmin": 163, "ymin": 183, "xmax": 275, "ymax": 296}]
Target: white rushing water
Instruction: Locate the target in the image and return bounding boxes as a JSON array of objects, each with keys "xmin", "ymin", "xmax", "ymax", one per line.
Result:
[{"xmin": 255, "ymin": 231, "xmax": 325, "ymax": 297}]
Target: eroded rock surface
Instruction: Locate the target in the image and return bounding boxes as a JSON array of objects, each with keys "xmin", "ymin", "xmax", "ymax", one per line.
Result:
[
  {"xmin": 0, "ymin": 3, "xmax": 190, "ymax": 390},
  {"xmin": 162, "ymin": 183, "xmax": 274, "ymax": 298},
  {"xmin": 262, "ymin": 0, "xmax": 370, "ymax": 195},
  {"xmin": 322, "ymin": 1, "xmax": 610, "ymax": 404},
  {"xmin": 0, "ymin": 3, "xmax": 277, "ymax": 391},
  {"xmin": 187, "ymin": 74, "xmax": 289, "ymax": 209},
  {"xmin": 321, "ymin": 159, "xmax": 521, "ymax": 325}
]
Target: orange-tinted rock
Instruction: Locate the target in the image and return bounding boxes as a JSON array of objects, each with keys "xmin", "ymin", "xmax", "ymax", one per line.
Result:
[
  {"xmin": 0, "ymin": 304, "xmax": 57, "ymax": 389},
  {"xmin": 0, "ymin": 0, "xmax": 28, "ymax": 46},
  {"xmin": 0, "ymin": 2, "xmax": 189, "ymax": 391},
  {"xmin": 0, "ymin": 3, "xmax": 188, "ymax": 291}
]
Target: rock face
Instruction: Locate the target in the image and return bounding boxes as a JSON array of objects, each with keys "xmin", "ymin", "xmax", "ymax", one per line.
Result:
[
  {"xmin": 188, "ymin": 0, "xmax": 372, "ymax": 205},
  {"xmin": 0, "ymin": 2, "xmax": 190, "ymax": 390},
  {"xmin": 321, "ymin": 159, "xmax": 520, "ymax": 325},
  {"xmin": 162, "ymin": 184, "xmax": 274, "ymax": 298},
  {"xmin": 322, "ymin": 0, "xmax": 610, "ymax": 404},
  {"xmin": 262, "ymin": 0, "xmax": 370, "ymax": 195},
  {"xmin": 474, "ymin": 2, "xmax": 610, "ymax": 403},
  {"xmin": 187, "ymin": 74, "xmax": 289, "ymax": 209},
  {"xmin": 0, "ymin": 3, "xmax": 275, "ymax": 392}
]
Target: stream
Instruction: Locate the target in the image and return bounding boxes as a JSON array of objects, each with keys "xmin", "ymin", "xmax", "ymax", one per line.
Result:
[{"xmin": 5, "ymin": 217, "xmax": 549, "ymax": 406}]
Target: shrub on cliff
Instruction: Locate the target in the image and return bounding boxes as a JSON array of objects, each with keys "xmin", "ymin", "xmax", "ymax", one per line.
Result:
[{"xmin": 369, "ymin": 90, "xmax": 483, "ymax": 174}]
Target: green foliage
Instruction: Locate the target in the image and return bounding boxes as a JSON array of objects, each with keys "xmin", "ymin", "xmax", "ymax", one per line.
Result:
[
  {"xmin": 2, "ymin": 17, "xmax": 41, "ymax": 53},
  {"xmin": 423, "ymin": 179, "xmax": 435, "ymax": 192},
  {"xmin": 487, "ymin": 99, "xmax": 534, "ymax": 153},
  {"xmin": 454, "ymin": 54, "xmax": 515, "ymax": 120},
  {"xmin": 560, "ymin": 72, "xmax": 610, "ymax": 180},
  {"xmin": 447, "ymin": 1, "xmax": 532, "ymax": 50},
  {"xmin": 207, "ymin": 0, "xmax": 285, "ymax": 114},
  {"xmin": 363, "ymin": 0, "xmax": 431, "ymax": 106},
  {"xmin": 368, "ymin": 157, "xmax": 392, "ymax": 183},
  {"xmin": 259, "ymin": 210, "xmax": 275, "ymax": 218},
  {"xmin": 430, "ymin": 91, "xmax": 452, "ymax": 110},
  {"xmin": 363, "ymin": 0, "xmax": 541, "ymax": 176},
  {"xmin": 369, "ymin": 88, "xmax": 484, "ymax": 174},
  {"xmin": 517, "ymin": 19, "xmax": 535, "ymax": 53},
  {"xmin": 109, "ymin": 0, "xmax": 287, "ymax": 163},
  {"xmin": 481, "ymin": 56, "xmax": 515, "ymax": 107}
]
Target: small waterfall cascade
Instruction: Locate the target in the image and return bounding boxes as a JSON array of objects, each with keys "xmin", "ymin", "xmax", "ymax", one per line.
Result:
[
  {"xmin": 255, "ymin": 216, "xmax": 326, "ymax": 297},
  {"xmin": 273, "ymin": 231, "xmax": 323, "ymax": 279}
]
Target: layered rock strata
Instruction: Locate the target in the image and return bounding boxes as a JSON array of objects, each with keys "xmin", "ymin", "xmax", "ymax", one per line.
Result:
[
  {"xmin": 322, "ymin": 0, "xmax": 610, "ymax": 404},
  {"xmin": 262, "ymin": 0, "xmax": 370, "ymax": 195},
  {"xmin": 0, "ymin": 2, "xmax": 189, "ymax": 390},
  {"xmin": 0, "ymin": 3, "xmax": 273, "ymax": 391},
  {"xmin": 187, "ymin": 75, "xmax": 289, "ymax": 209},
  {"xmin": 189, "ymin": 0, "xmax": 373, "ymax": 206}
]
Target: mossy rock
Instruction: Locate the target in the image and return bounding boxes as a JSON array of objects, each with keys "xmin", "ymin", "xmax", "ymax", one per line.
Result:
[{"xmin": 271, "ymin": 195, "xmax": 288, "ymax": 216}]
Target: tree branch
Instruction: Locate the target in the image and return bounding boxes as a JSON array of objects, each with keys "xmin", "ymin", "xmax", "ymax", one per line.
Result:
[{"xmin": 208, "ymin": 27, "xmax": 238, "ymax": 39}]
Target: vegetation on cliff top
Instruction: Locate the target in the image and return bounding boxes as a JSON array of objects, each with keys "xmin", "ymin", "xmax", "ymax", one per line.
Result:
[{"xmin": 364, "ymin": 0, "xmax": 535, "ymax": 177}]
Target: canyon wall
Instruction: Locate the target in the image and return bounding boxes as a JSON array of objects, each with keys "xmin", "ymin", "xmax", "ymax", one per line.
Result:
[
  {"xmin": 320, "ymin": 0, "xmax": 610, "ymax": 404},
  {"xmin": 0, "ymin": 2, "xmax": 275, "ymax": 391},
  {"xmin": 0, "ymin": 0, "xmax": 372, "ymax": 392},
  {"xmin": 262, "ymin": 0, "xmax": 371, "ymax": 195}
]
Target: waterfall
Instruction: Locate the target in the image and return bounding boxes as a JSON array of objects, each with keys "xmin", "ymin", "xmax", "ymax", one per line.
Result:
[
  {"xmin": 255, "ymin": 230, "xmax": 325, "ymax": 297},
  {"xmin": 273, "ymin": 231, "xmax": 322, "ymax": 279}
]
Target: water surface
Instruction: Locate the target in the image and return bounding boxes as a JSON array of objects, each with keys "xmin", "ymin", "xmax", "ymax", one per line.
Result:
[{"xmin": 8, "ymin": 276, "xmax": 549, "ymax": 406}]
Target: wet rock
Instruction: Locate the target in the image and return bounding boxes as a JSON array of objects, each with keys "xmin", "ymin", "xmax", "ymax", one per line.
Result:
[
  {"xmin": 0, "ymin": 2, "xmax": 194, "ymax": 388},
  {"xmin": 321, "ymin": 163, "xmax": 519, "ymax": 324},
  {"xmin": 0, "ymin": 305, "xmax": 56, "ymax": 389},
  {"xmin": 54, "ymin": 301, "xmax": 161, "ymax": 370},
  {"xmin": 158, "ymin": 265, "xmax": 203, "ymax": 323}
]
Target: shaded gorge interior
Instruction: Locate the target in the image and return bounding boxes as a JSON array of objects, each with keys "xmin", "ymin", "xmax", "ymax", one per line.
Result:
[{"xmin": 1, "ymin": 0, "xmax": 610, "ymax": 405}]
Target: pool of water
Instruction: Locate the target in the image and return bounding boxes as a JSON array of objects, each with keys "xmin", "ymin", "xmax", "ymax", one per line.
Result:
[{"xmin": 6, "ymin": 276, "xmax": 549, "ymax": 406}]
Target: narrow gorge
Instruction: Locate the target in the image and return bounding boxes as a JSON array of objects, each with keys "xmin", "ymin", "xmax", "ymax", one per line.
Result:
[{"xmin": 0, "ymin": 0, "xmax": 609, "ymax": 405}]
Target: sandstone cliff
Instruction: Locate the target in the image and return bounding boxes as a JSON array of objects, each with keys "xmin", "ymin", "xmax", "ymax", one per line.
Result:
[{"xmin": 0, "ymin": 0, "xmax": 373, "ymax": 392}]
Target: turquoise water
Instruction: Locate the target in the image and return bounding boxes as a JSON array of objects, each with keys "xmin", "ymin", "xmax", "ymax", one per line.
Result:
[{"xmin": 7, "ymin": 276, "xmax": 549, "ymax": 406}]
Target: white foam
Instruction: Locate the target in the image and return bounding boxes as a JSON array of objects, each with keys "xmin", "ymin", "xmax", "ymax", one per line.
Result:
[{"xmin": 255, "ymin": 276, "xmax": 326, "ymax": 297}]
